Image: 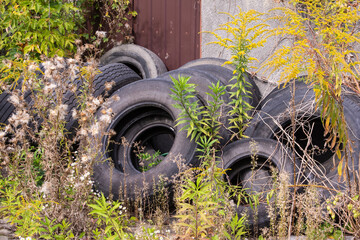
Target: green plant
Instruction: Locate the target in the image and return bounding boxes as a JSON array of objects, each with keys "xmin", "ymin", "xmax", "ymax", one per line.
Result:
[
  {"xmin": 0, "ymin": 0, "xmax": 83, "ymax": 60},
  {"xmin": 175, "ymin": 169, "xmax": 222, "ymax": 239},
  {"xmin": 38, "ymin": 217, "xmax": 76, "ymax": 240},
  {"xmin": 170, "ymin": 9, "xmax": 271, "ymax": 237},
  {"xmin": 169, "ymin": 9, "xmax": 271, "ymax": 237},
  {"xmin": 0, "ymin": 178, "xmax": 44, "ymax": 238},
  {"xmin": 0, "ymin": 177, "xmax": 81, "ymax": 239},
  {"xmin": 170, "ymin": 75, "xmax": 225, "ymax": 147},
  {"xmin": 224, "ymin": 213, "xmax": 247, "ymax": 240},
  {"xmin": 255, "ymin": 0, "xmax": 360, "ymax": 237},
  {"xmin": 14, "ymin": 147, "xmax": 45, "ymax": 187},
  {"xmin": 136, "ymin": 150, "xmax": 167, "ymax": 172},
  {"xmin": 137, "ymin": 225, "xmax": 163, "ymax": 240},
  {"xmin": 0, "ymin": 58, "xmax": 39, "ymax": 90},
  {"xmin": 207, "ymin": 7, "xmax": 269, "ymax": 138},
  {"xmin": 88, "ymin": 193, "xmax": 133, "ymax": 240},
  {"xmin": 171, "ymin": 75, "xmax": 247, "ymax": 239}
]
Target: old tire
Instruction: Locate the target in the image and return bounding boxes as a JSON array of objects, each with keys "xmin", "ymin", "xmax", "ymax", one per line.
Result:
[
  {"xmin": 100, "ymin": 44, "xmax": 168, "ymax": 78},
  {"xmin": 63, "ymin": 63, "xmax": 141, "ymax": 136},
  {"xmin": 185, "ymin": 64, "xmax": 262, "ymax": 109},
  {"xmin": 180, "ymin": 57, "xmax": 236, "ymax": 72},
  {"xmin": 92, "ymin": 79, "xmax": 199, "ymax": 200},
  {"xmin": 220, "ymin": 138, "xmax": 296, "ymax": 229},
  {"xmin": 0, "ymin": 81, "xmax": 35, "ymax": 126}
]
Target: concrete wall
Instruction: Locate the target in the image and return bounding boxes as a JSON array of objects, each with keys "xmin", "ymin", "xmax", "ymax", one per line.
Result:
[{"xmin": 201, "ymin": 0, "xmax": 287, "ymax": 95}]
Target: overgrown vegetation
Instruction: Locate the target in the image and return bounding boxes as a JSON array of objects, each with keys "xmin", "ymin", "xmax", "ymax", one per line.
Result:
[
  {"xmin": 264, "ymin": 0, "xmax": 360, "ymax": 178},
  {"xmin": 170, "ymin": 74, "xmax": 248, "ymax": 239},
  {"xmin": 0, "ymin": 0, "xmax": 81, "ymax": 60},
  {"xmin": 207, "ymin": 7, "xmax": 269, "ymax": 138},
  {"xmin": 1, "ymin": 0, "xmax": 360, "ymax": 239},
  {"xmin": 0, "ymin": 0, "xmax": 135, "ymax": 61}
]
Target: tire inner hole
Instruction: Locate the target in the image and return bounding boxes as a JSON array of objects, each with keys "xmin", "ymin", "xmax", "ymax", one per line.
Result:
[
  {"xmin": 273, "ymin": 116, "xmax": 335, "ymax": 164},
  {"xmin": 108, "ymin": 107, "xmax": 175, "ymax": 172},
  {"xmin": 130, "ymin": 126, "xmax": 175, "ymax": 172},
  {"xmin": 227, "ymin": 156, "xmax": 273, "ymax": 203}
]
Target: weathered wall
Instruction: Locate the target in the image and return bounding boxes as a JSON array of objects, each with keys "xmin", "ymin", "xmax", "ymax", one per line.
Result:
[{"xmin": 201, "ymin": 0, "xmax": 287, "ymax": 95}]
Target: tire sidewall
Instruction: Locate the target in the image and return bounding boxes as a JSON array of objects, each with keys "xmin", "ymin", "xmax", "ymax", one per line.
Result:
[{"xmin": 92, "ymin": 79, "xmax": 198, "ymax": 200}]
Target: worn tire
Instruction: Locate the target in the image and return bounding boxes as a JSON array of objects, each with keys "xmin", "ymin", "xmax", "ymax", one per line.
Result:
[
  {"xmin": 0, "ymin": 63, "xmax": 46, "ymax": 126},
  {"xmin": 220, "ymin": 138, "xmax": 296, "ymax": 229},
  {"xmin": 185, "ymin": 64, "xmax": 262, "ymax": 109},
  {"xmin": 0, "ymin": 91, "xmax": 17, "ymax": 126},
  {"xmin": 244, "ymin": 81, "xmax": 360, "ymax": 200},
  {"xmin": 100, "ymin": 44, "xmax": 168, "ymax": 78},
  {"xmin": 63, "ymin": 63, "xmax": 141, "ymax": 135},
  {"xmin": 180, "ymin": 57, "xmax": 236, "ymax": 72},
  {"xmin": 92, "ymin": 79, "xmax": 199, "ymax": 200},
  {"xmin": 0, "ymin": 82, "xmax": 34, "ymax": 126}
]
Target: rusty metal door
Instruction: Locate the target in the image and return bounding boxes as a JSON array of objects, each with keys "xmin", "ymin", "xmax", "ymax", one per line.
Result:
[{"xmin": 132, "ymin": 0, "xmax": 201, "ymax": 71}]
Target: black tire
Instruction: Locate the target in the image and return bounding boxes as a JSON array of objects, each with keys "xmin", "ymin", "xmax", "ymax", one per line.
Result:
[
  {"xmin": 0, "ymin": 83, "xmax": 33, "ymax": 126},
  {"xmin": 184, "ymin": 65, "xmax": 232, "ymax": 86},
  {"xmin": 220, "ymin": 138, "xmax": 296, "ymax": 229},
  {"xmin": 185, "ymin": 64, "xmax": 262, "ymax": 109},
  {"xmin": 244, "ymin": 81, "xmax": 360, "ymax": 200},
  {"xmin": 92, "ymin": 79, "xmax": 199, "ymax": 201},
  {"xmin": 100, "ymin": 44, "xmax": 168, "ymax": 79},
  {"xmin": 63, "ymin": 63, "xmax": 141, "ymax": 135},
  {"xmin": 159, "ymin": 68, "xmax": 232, "ymax": 105},
  {"xmin": 0, "ymin": 62, "xmax": 68, "ymax": 128},
  {"xmin": 180, "ymin": 57, "xmax": 236, "ymax": 72},
  {"xmin": 0, "ymin": 91, "xmax": 16, "ymax": 126}
]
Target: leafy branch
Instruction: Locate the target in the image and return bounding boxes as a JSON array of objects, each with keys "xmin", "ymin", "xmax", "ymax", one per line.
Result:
[{"xmin": 207, "ymin": 7, "xmax": 270, "ymax": 138}]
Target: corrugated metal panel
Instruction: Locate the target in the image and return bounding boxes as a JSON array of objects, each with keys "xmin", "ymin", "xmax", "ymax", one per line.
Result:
[{"xmin": 133, "ymin": 0, "xmax": 201, "ymax": 70}]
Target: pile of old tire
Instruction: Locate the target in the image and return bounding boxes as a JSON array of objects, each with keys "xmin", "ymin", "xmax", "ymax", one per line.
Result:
[
  {"xmin": 210, "ymin": 78, "xmax": 360, "ymax": 230},
  {"xmin": 0, "ymin": 63, "xmax": 142, "ymax": 135},
  {"xmin": 0, "ymin": 43, "xmax": 169, "ymax": 133},
  {"xmin": 244, "ymin": 80, "xmax": 360, "ymax": 200},
  {"xmin": 91, "ymin": 56, "xmax": 263, "ymax": 201},
  {"xmin": 61, "ymin": 44, "xmax": 169, "ymax": 135}
]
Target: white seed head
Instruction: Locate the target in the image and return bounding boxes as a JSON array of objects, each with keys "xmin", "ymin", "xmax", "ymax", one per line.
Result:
[
  {"xmin": 100, "ymin": 114, "xmax": 112, "ymax": 125},
  {"xmin": 44, "ymin": 83, "xmax": 57, "ymax": 94},
  {"xmin": 72, "ymin": 109, "xmax": 78, "ymax": 120},
  {"xmin": 90, "ymin": 122, "xmax": 100, "ymax": 136},
  {"xmin": 92, "ymin": 97, "xmax": 101, "ymax": 106},
  {"xmin": 8, "ymin": 110, "xmax": 30, "ymax": 126},
  {"xmin": 28, "ymin": 64, "xmax": 38, "ymax": 72},
  {"xmin": 8, "ymin": 94, "xmax": 20, "ymax": 106},
  {"xmin": 0, "ymin": 131, "xmax": 6, "ymax": 139},
  {"xmin": 79, "ymin": 128, "xmax": 88, "ymax": 136},
  {"xmin": 81, "ymin": 155, "xmax": 89, "ymax": 163},
  {"xmin": 95, "ymin": 31, "xmax": 107, "ymax": 38},
  {"xmin": 104, "ymin": 81, "xmax": 115, "ymax": 92}
]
